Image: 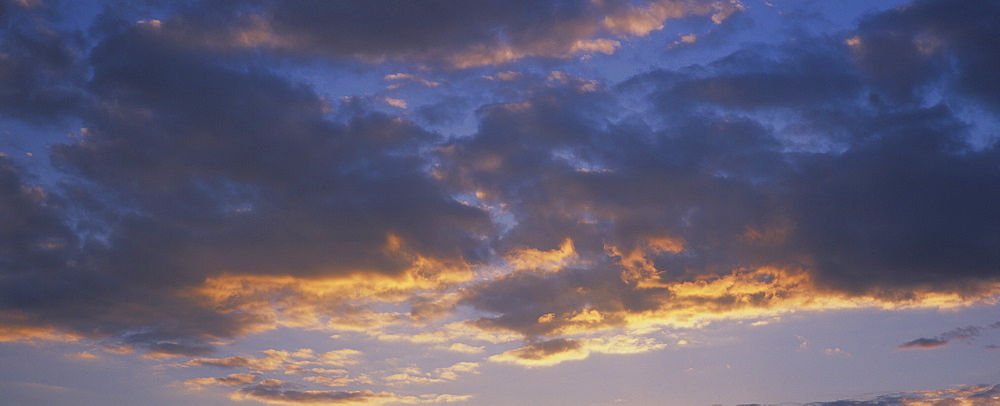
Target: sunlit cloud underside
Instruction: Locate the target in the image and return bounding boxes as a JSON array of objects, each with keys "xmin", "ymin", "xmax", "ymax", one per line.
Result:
[{"xmin": 2, "ymin": 0, "xmax": 1000, "ymax": 405}]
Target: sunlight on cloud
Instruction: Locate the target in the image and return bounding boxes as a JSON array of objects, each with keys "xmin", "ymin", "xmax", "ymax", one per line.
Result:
[
  {"xmin": 504, "ymin": 238, "xmax": 580, "ymax": 274},
  {"xmin": 489, "ymin": 335, "xmax": 667, "ymax": 367},
  {"xmin": 0, "ymin": 314, "xmax": 81, "ymax": 343},
  {"xmin": 189, "ymin": 234, "xmax": 474, "ymax": 333}
]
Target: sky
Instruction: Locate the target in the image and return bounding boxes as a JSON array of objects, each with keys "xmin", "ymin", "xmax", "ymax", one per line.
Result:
[{"xmin": 1, "ymin": 0, "xmax": 1000, "ymax": 405}]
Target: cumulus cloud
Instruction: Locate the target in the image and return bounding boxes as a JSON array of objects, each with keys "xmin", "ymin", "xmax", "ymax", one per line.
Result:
[
  {"xmin": 1, "ymin": 2, "xmax": 1000, "ymax": 403},
  {"xmin": 1, "ymin": 12, "xmax": 492, "ymax": 354},
  {"xmin": 441, "ymin": 0, "xmax": 1000, "ymax": 345}
]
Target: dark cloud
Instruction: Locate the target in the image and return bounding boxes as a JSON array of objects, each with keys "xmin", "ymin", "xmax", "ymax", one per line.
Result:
[
  {"xmin": 137, "ymin": 0, "xmax": 742, "ymax": 67},
  {"xmin": 416, "ymin": 96, "xmax": 472, "ymax": 126},
  {"xmin": 234, "ymin": 381, "xmax": 389, "ymax": 404},
  {"xmin": 786, "ymin": 105, "xmax": 1000, "ymax": 294},
  {"xmin": 801, "ymin": 384, "xmax": 1000, "ymax": 406},
  {"xmin": 899, "ymin": 324, "xmax": 995, "ymax": 350},
  {"xmin": 664, "ymin": 41, "xmax": 863, "ymax": 111},
  {"xmin": 0, "ymin": 0, "xmax": 87, "ymax": 124},
  {"xmin": 898, "ymin": 337, "xmax": 949, "ymax": 350},
  {"xmin": 461, "ymin": 263, "xmax": 641, "ymax": 337},
  {"xmin": 0, "ymin": 155, "xmax": 77, "ymax": 276},
  {"xmin": 187, "ymin": 356, "xmax": 252, "ymax": 369},
  {"xmin": 2, "ymin": 0, "xmax": 999, "ymax": 366},
  {"xmin": 1, "ymin": 12, "xmax": 492, "ymax": 354},
  {"xmin": 443, "ymin": 0, "xmax": 1000, "ymax": 338},
  {"xmin": 503, "ymin": 338, "xmax": 582, "ymax": 360},
  {"xmin": 850, "ymin": 0, "xmax": 1000, "ymax": 107}
]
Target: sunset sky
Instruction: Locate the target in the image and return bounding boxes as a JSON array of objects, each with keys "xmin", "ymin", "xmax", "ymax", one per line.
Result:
[{"xmin": 2, "ymin": 0, "xmax": 1000, "ymax": 405}]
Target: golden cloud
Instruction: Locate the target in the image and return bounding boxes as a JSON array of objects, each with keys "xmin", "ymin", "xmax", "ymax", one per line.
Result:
[
  {"xmin": 187, "ymin": 234, "xmax": 474, "ymax": 334},
  {"xmin": 488, "ymin": 334, "xmax": 667, "ymax": 367},
  {"xmin": 0, "ymin": 313, "xmax": 82, "ymax": 343}
]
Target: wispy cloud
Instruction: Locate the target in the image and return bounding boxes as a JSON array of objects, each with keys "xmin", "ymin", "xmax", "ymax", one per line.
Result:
[{"xmin": 899, "ymin": 323, "xmax": 1000, "ymax": 350}]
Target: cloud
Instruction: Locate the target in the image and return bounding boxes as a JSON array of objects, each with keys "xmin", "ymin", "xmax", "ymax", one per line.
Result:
[
  {"xmin": 0, "ymin": 155, "xmax": 78, "ymax": 286},
  {"xmin": 434, "ymin": 343, "xmax": 485, "ymax": 354},
  {"xmin": 184, "ymin": 373, "xmax": 258, "ymax": 389},
  {"xmin": 443, "ymin": 0, "xmax": 1000, "ymax": 346},
  {"xmin": 0, "ymin": 1, "xmax": 87, "ymax": 124},
  {"xmin": 1, "ymin": 3, "xmax": 1000, "ymax": 402},
  {"xmin": 186, "ymin": 356, "xmax": 252, "ymax": 369},
  {"xmin": 184, "ymin": 348, "xmax": 363, "ymax": 375},
  {"xmin": 382, "ymin": 361, "xmax": 481, "ymax": 386},
  {"xmin": 489, "ymin": 338, "xmax": 589, "ymax": 367},
  {"xmin": 847, "ymin": 0, "xmax": 1000, "ymax": 106},
  {"xmin": 229, "ymin": 379, "xmax": 471, "ymax": 405},
  {"xmin": 0, "ymin": 15, "xmax": 493, "ymax": 354},
  {"xmin": 231, "ymin": 380, "xmax": 392, "ymax": 405},
  {"xmin": 124, "ymin": 0, "xmax": 744, "ymax": 68},
  {"xmin": 488, "ymin": 335, "xmax": 667, "ymax": 367},
  {"xmin": 803, "ymin": 384, "xmax": 1000, "ymax": 406},
  {"xmin": 898, "ymin": 324, "xmax": 994, "ymax": 350}
]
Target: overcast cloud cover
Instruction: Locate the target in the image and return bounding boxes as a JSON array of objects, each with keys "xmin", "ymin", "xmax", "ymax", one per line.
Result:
[{"xmin": 1, "ymin": 0, "xmax": 999, "ymax": 405}]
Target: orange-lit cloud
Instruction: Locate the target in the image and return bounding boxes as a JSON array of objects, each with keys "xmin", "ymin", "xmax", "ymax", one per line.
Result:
[
  {"xmin": 603, "ymin": 0, "xmax": 742, "ymax": 36},
  {"xmin": 139, "ymin": 0, "xmax": 743, "ymax": 68},
  {"xmin": 383, "ymin": 361, "xmax": 481, "ymax": 387},
  {"xmin": 489, "ymin": 334, "xmax": 668, "ymax": 367},
  {"xmin": 464, "ymin": 261, "xmax": 1000, "ymax": 345},
  {"xmin": 0, "ymin": 321, "xmax": 81, "ymax": 343},
  {"xmin": 184, "ymin": 234, "xmax": 475, "ymax": 335},
  {"xmin": 503, "ymin": 238, "xmax": 580, "ymax": 273},
  {"xmin": 184, "ymin": 373, "xmax": 258, "ymax": 389}
]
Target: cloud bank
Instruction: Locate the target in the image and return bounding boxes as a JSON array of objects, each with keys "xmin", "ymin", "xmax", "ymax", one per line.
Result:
[{"xmin": 1, "ymin": 0, "xmax": 999, "ymax": 403}]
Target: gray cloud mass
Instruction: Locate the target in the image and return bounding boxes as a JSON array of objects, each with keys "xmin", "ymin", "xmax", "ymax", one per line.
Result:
[{"xmin": 0, "ymin": 0, "xmax": 998, "ymax": 370}]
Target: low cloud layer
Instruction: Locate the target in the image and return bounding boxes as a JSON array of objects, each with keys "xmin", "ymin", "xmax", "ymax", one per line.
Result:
[{"xmin": 803, "ymin": 384, "xmax": 1000, "ymax": 406}]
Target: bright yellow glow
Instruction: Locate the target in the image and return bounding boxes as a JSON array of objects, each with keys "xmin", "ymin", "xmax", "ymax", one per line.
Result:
[
  {"xmin": 505, "ymin": 238, "xmax": 579, "ymax": 273},
  {"xmin": 188, "ymin": 233, "xmax": 474, "ymax": 333},
  {"xmin": 606, "ymin": 235, "xmax": 685, "ymax": 284},
  {"xmin": 489, "ymin": 334, "xmax": 667, "ymax": 367}
]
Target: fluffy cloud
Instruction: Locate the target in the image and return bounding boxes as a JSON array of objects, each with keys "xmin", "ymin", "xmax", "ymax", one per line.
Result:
[
  {"xmin": 1, "ymin": 2, "xmax": 999, "ymax": 404},
  {"xmin": 1, "ymin": 14, "xmax": 492, "ymax": 354}
]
